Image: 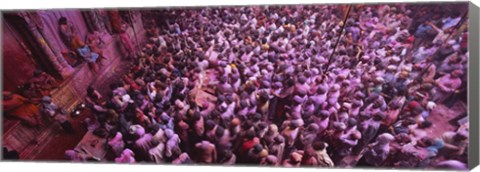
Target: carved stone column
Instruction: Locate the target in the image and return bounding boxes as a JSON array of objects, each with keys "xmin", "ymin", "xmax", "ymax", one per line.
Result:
[
  {"xmin": 36, "ymin": 11, "xmax": 75, "ymax": 73},
  {"xmin": 129, "ymin": 10, "xmax": 146, "ymax": 47},
  {"xmin": 97, "ymin": 9, "xmax": 114, "ymax": 36},
  {"xmin": 85, "ymin": 9, "xmax": 113, "ymax": 43},
  {"xmin": 19, "ymin": 12, "xmax": 74, "ymax": 79}
]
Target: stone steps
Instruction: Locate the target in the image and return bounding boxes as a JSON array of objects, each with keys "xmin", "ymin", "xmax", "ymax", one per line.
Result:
[
  {"xmin": 3, "ymin": 116, "xmax": 58, "ymax": 160},
  {"xmin": 21, "ymin": 123, "xmax": 60, "ymax": 160}
]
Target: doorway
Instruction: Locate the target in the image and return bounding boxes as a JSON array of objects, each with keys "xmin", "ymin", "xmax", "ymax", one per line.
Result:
[{"xmin": 2, "ymin": 13, "xmax": 61, "ymax": 92}]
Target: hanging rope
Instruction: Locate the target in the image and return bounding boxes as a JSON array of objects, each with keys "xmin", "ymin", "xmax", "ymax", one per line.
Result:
[
  {"xmin": 445, "ymin": 10, "xmax": 469, "ymax": 42},
  {"xmin": 321, "ymin": 5, "xmax": 352, "ymax": 82},
  {"xmin": 128, "ymin": 10, "xmax": 141, "ymax": 52}
]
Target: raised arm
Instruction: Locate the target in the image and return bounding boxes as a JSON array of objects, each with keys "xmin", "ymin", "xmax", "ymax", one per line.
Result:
[
  {"xmin": 427, "ymin": 22, "xmax": 442, "ymax": 32},
  {"xmin": 212, "ymin": 144, "xmax": 217, "ymax": 163}
]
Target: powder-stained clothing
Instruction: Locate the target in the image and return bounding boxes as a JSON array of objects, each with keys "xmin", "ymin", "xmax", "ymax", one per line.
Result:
[
  {"xmin": 195, "ymin": 141, "xmax": 217, "ymax": 163},
  {"xmin": 148, "ymin": 142, "xmax": 166, "ymax": 163},
  {"xmin": 316, "ymin": 148, "xmax": 334, "ymax": 167}
]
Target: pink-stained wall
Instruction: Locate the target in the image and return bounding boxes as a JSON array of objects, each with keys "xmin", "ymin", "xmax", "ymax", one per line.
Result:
[{"xmin": 2, "ymin": 19, "xmax": 38, "ymax": 92}]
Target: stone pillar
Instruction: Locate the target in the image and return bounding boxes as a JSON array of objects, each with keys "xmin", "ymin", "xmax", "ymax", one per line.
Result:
[
  {"xmin": 85, "ymin": 9, "xmax": 113, "ymax": 43},
  {"xmin": 97, "ymin": 9, "xmax": 114, "ymax": 35},
  {"xmin": 129, "ymin": 10, "xmax": 146, "ymax": 47},
  {"xmin": 19, "ymin": 12, "xmax": 74, "ymax": 79}
]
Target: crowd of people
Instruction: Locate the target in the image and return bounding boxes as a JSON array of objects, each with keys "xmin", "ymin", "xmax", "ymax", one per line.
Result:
[{"xmin": 60, "ymin": 4, "xmax": 469, "ymax": 170}]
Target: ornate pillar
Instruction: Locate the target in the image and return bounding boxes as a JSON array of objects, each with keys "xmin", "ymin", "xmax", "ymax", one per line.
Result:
[
  {"xmin": 97, "ymin": 9, "xmax": 114, "ymax": 35},
  {"xmin": 84, "ymin": 9, "xmax": 113, "ymax": 43},
  {"xmin": 36, "ymin": 11, "xmax": 75, "ymax": 72},
  {"xmin": 129, "ymin": 10, "xmax": 146, "ymax": 46},
  {"xmin": 19, "ymin": 12, "xmax": 74, "ymax": 79}
]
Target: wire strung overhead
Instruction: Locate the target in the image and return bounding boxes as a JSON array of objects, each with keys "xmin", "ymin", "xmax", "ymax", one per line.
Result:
[{"xmin": 321, "ymin": 5, "xmax": 353, "ymax": 82}]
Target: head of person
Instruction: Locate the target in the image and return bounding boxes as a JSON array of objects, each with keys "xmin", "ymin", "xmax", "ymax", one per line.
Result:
[
  {"xmin": 402, "ymin": 118, "xmax": 417, "ymax": 126},
  {"xmin": 206, "ymin": 120, "xmax": 216, "ymax": 130},
  {"xmin": 215, "ymin": 126, "xmax": 226, "ymax": 138},
  {"xmin": 87, "ymin": 85, "xmax": 95, "ymax": 95},
  {"xmin": 452, "ymin": 70, "xmax": 463, "ymax": 78},
  {"xmin": 58, "ymin": 17, "xmax": 68, "ymax": 26},
  {"xmin": 454, "ymin": 131, "xmax": 468, "ymax": 141},
  {"xmin": 312, "ymin": 141, "xmax": 327, "ymax": 151},
  {"xmin": 351, "ymin": 130, "xmax": 362, "ymax": 140},
  {"xmin": 33, "ymin": 69, "xmax": 43, "ymax": 77},
  {"xmin": 41, "ymin": 96, "xmax": 53, "ymax": 104},
  {"xmin": 3, "ymin": 91, "xmax": 14, "ymax": 100},
  {"xmin": 418, "ymin": 120, "xmax": 433, "ymax": 129},
  {"xmin": 289, "ymin": 152, "xmax": 302, "ymax": 163},
  {"xmin": 252, "ymin": 144, "xmax": 263, "ymax": 154},
  {"xmin": 246, "ymin": 130, "xmax": 256, "ymax": 140},
  {"xmin": 223, "ymin": 150, "xmax": 233, "ymax": 160},
  {"xmin": 347, "ymin": 118, "xmax": 358, "ymax": 127},
  {"xmin": 317, "ymin": 86, "xmax": 327, "ymax": 94}
]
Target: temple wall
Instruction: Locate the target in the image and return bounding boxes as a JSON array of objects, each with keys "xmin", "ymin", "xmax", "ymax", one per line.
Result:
[
  {"xmin": 1, "ymin": 19, "xmax": 38, "ymax": 92},
  {"xmin": 2, "ymin": 9, "xmax": 147, "ymax": 159}
]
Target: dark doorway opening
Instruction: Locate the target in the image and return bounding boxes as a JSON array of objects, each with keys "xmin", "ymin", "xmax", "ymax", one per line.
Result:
[{"xmin": 3, "ymin": 13, "xmax": 62, "ymax": 79}]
